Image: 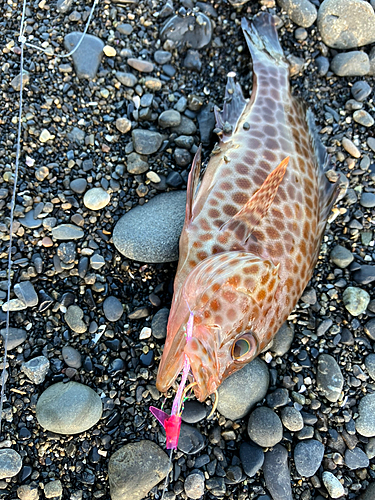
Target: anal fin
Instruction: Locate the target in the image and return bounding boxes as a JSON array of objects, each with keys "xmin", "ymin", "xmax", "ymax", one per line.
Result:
[{"xmin": 220, "ymin": 157, "xmax": 289, "ymax": 241}]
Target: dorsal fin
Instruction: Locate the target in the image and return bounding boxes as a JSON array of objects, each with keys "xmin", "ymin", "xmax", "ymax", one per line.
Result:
[
  {"xmin": 220, "ymin": 157, "xmax": 289, "ymax": 241},
  {"xmin": 214, "ymin": 72, "xmax": 248, "ymax": 143},
  {"xmin": 186, "ymin": 145, "xmax": 202, "ymax": 223}
]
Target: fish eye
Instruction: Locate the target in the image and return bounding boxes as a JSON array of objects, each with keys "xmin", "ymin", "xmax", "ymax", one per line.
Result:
[{"xmin": 231, "ymin": 333, "xmax": 257, "ymax": 361}]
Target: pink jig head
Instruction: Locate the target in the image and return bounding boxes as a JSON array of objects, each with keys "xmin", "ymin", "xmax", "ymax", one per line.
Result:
[{"xmin": 150, "ymin": 311, "xmax": 194, "ymax": 450}]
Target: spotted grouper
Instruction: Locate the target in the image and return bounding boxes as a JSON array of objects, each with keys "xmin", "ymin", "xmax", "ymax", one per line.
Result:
[{"xmin": 156, "ymin": 12, "xmax": 339, "ymax": 402}]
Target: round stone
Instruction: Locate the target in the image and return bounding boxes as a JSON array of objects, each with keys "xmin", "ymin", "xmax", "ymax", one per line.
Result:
[
  {"xmin": 353, "ymin": 110, "xmax": 374, "ymax": 127},
  {"xmin": 65, "ymin": 305, "xmax": 87, "ymax": 334},
  {"xmin": 240, "ymin": 441, "xmax": 264, "ymax": 477},
  {"xmin": 132, "ymin": 129, "xmax": 163, "ymax": 155},
  {"xmin": 294, "ymin": 440, "xmax": 324, "ymax": 477},
  {"xmin": 247, "ymin": 407, "xmax": 283, "ymax": 448},
  {"xmin": 270, "ymin": 322, "xmax": 294, "ymax": 356},
  {"xmin": 277, "ymin": 0, "xmax": 317, "ymax": 28},
  {"xmin": 62, "ymin": 346, "xmax": 82, "ymax": 369},
  {"xmin": 51, "ymin": 224, "xmax": 84, "ymax": 240},
  {"xmin": 343, "ymin": 286, "xmax": 370, "ymax": 316},
  {"xmin": 21, "ymin": 356, "xmax": 50, "ymax": 384},
  {"xmin": 158, "ymin": 110, "xmax": 181, "ymax": 128},
  {"xmin": 115, "ymin": 72, "xmax": 138, "ymax": 87},
  {"xmin": 281, "ymin": 406, "xmax": 304, "ymax": 432},
  {"xmin": 217, "ymin": 358, "xmax": 269, "ymax": 420},
  {"xmin": 113, "ymin": 191, "xmax": 186, "ymax": 263},
  {"xmin": 181, "ymin": 401, "xmax": 207, "ymax": 424},
  {"xmin": 178, "ymin": 424, "xmax": 205, "ymax": 455},
  {"xmin": 154, "ymin": 50, "xmax": 172, "ymax": 64},
  {"xmin": 115, "ymin": 117, "xmax": 132, "ymax": 134},
  {"xmin": 103, "ymin": 45, "xmax": 116, "ymax": 57},
  {"xmin": 0, "ymin": 449, "xmax": 22, "ymax": 479},
  {"xmin": 151, "ymin": 308, "xmax": 169, "ymax": 339},
  {"xmin": 344, "ymin": 447, "xmax": 369, "ymax": 469},
  {"xmin": 36, "ymin": 381, "xmax": 102, "ymax": 434},
  {"xmin": 316, "ymin": 354, "xmax": 343, "ymax": 403},
  {"xmin": 127, "ymin": 58, "xmax": 154, "ymax": 73},
  {"xmin": 44, "ymin": 480, "xmax": 63, "ymax": 499},
  {"xmin": 103, "ymin": 296, "xmax": 123, "ymax": 322},
  {"xmin": 331, "ymin": 51, "xmax": 370, "ymax": 77},
  {"xmin": 70, "ymin": 178, "xmax": 87, "ymax": 194},
  {"xmin": 365, "ymin": 354, "xmax": 375, "ymax": 380},
  {"xmin": 322, "ymin": 471, "xmax": 345, "ymax": 499},
  {"xmin": 342, "ymin": 137, "xmax": 361, "ymax": 158},
  {"xmin": 351, "ymin": 81, "xmax": 372, "ymax": 101},
  {"xmin": 330, "ymin": 245, "xmax": 354, "ymax": 268},
  {"xmin": 356, "ymin": 393, "xmax": 375, "ymax": 437},
  {"xmin": 184, "ymin": 473, "xmax": 205, "ymax": 499},
  {"xmin": 360, "ymin": 192, "xmax": 375, "ymax": 208},
  {"xmin": 83, "ymin": 187, "xmax": 110, "ymax": 210},
  {"xmin": 263, "ymin": 445, "xmax": 293, "ymax": 500}
]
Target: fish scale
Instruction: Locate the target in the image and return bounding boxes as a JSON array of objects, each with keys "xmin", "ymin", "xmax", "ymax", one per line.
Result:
[{"xmin": 156, "ymin": 13, "xmax": 338, "ymax": 402}]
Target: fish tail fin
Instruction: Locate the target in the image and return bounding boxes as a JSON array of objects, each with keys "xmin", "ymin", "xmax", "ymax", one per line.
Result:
[{"xmin": 241, "ymin": 13, "xmax": 288, "ymax": 68}]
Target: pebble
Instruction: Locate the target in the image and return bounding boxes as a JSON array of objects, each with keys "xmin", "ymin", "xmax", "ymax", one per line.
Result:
[
  {"xmin": 276, "ymin": 0, "xmax": 317, "ymax": 28},
  {"xmin": 342, "ymin": 137, "xmax": 361, "ymax": 158},
  {"xmin": 365, "ymin": 353, "xmax": 375, "ymax": 380},
  {"xmin": 14, "ymin": 281, "xmax": 38, "ymax": 307},
  {"xmin": 330, "ymin": 245, "xmax": 354, "ymax": 268},
  {"xmin": 65, "ymin": 305, "xmax": 87, "ymax": 333},
  {"xmin": 103, "ymin": 296, "xmax": 123, "ymax": 322},
  {"xmin": 181, "ymin": 401, "xmax": 207, "ymax": 424},
  {"xmin": 10, "ymin": 70, "xmax": 29, "ymax": 91},
  {"xmin": 51, "ymin": 224, "xmax": 84, "ymax": 240},
  {"xmin": 344, "ymin": 447, "xmax": 369, "ymax": 469},
  {"xmin": 217, "ymin": 358, "xmax": 269, "ymax": 420},
  {"xmin": 70, "ymin": 178, "xmax": 87, "ymax": 194},
  {"xmin": 113, "ymin": 191, "xmax": 186, "ymax": 263},
  {"xmin": 62, "ymin": 346, "xmax": 82, "ymax": 369},
  {"xmin": 317, "ymin": 0, "xmax": 375, "ymax": 49},
  {"xmin": 270, "ymin": 322, "xmax": 294, "ymax": 356},
  {"xmin": 117, "ymin": 23, "xmax": 133, "ymax": 35},
  {"xmin": 36, "ymin": 381, "xmax": 102, "ymax": 434},
  {"xmin": 315, "ymin": 56, "xmax": 330, "ymax": 76},
  {"xmin": 294, "ymin": 440, "xmax": 324, "ymax": 477},
  {"xmin": 322, "ymin": 471, "xmax": 345, "ymax": 498},
  {"xmin": 132, "ymin": 129, "xmax": 164, "ymax": 155},
  {"xmin": 154, "ymin": 50, "xmax": 172, "ymax": 64},
  {"xmin": 184, "ymin": 50, "xmax": 202, "ymax": 72},
  {"xmin": 158, "ymin": 110, "xmax": 181, "ymax": 128},
  {"xmin": 151, "ymin": 308, "xmax": 169, "ymax": 339},
  {"xmin": 103, "ymin": 45, "xmax": 116, "ymax": 57},
  {"xmin": 247, "ymin": 407, "xmax": 283, "ymax": 448},
  {"xmin": 281, "ymin": 406, "xmax": 304, "ymax": 432},
  {"xmin": 0, "ymin": 327, "xmax": 26, "ymax": 350},
  {"xmin": 356, "ymin": 393, "xmax": 375, "ymax": 437},
  {"xmin": 19, "ymin": 209, "xmax": 42, "ymax": 229},
  {"xmin": 267, "ymin": 388, "xmax": 289, "ymax": 409},
  {"xmin": 353, "ymin": 110, "xmax": 374, "ymax": 127},
  {"xmin": 342, "ymin": 286, "xmax": 370, "ymax": 316},
  {"xmin": 171, "ymin": 116, "xmax": 197, "ymax": 135},
  {"xmin": 331, "ymin": 52, "xmax": 370, "ymax": 77},
  {"xmin": 351, "ymin": 81, "xmax": 372, "ymax": 101},
  {"xmin": 353, "ymin": 265, "xmax": 375, "ymax": 285},
  {"xmin": 39, "ymin": 129, "xmax": 54, "ymax": 143},
  {"xmin": 127, "ymin": 153, "xmax": 148, "ymax": 175},
  {"xmin": 316, "ymin": 354, "xmax": 343, "ymax": 403},
  {"xmin": 115, "ymin": 72, "xmax": 138, "ymax": 87},
  {"xmin": 56, "ymin": 0, "xmax": 73, "ymax": 13},
  {"xmin": 178, "ymin": 424, "xmax": 205, "ymax": 454},
  {"xmin": 360, "ymin": 192, "xmax": 375, "ymax": 207},
  {"xmin": 21, "ymin": 356, "xmax": 50, "ymax": 384},
  {"xmin": 161, "ymin": 13, "xmax": 212, "ymax": 49},
  {"xmin": 263, "ymin": 445, "xmax": 293, "ymax": 500},
  {"xmin": 184, "ymin": 472, "xmax": 205, "ymax": 499},
  {"xmin": 83, "ymin": 188, "xmax": 110, "ymax": 210},
  {"xmin": 17, "ymin": 484, "xmax": 39, "ymax": 500},
  {"xmin": 44, "ymin": 480, "xmax": 63, "ymax": 498},
  {"xmin": 108, "ymin": 440, "xmax": 171, "ymax": 500},
  {"xmin": 115, "ymin": 117, "xmax": 132, "ymax": 134},
  {"xmin": 127, "ymin": 58, "xmax": 154, "ymax": 73},
  {"xmin": 240, "ymin": 441, "xmax": 264, "ymax": 477},
  {"xmin": 0, "ymin": 449, "xmax": 22, "ymax": 479},
  {"xmin": 64, "ymin": 33, "xmax": 104, "ymax": 80}
]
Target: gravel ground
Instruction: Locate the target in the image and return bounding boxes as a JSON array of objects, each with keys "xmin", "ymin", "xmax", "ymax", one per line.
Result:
[{"xmin": 1, "ymin": 0, "xmax": 375, "ymax": 499}]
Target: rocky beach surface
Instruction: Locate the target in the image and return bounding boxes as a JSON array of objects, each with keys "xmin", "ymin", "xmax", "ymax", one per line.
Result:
[{"xmin": 1, "ymin": 0, "xmax": 375, "ymax": 499}]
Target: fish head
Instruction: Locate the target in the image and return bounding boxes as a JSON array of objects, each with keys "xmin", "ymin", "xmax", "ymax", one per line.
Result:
[{"xmin": 156, "ymin": 251, "xmax": 280, "ymax": 401}]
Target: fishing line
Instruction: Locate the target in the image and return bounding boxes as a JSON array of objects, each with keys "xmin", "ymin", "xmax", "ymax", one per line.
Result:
[{"xmin": 0, "ymin": 0, "xmax": 98, "ymax": 437}]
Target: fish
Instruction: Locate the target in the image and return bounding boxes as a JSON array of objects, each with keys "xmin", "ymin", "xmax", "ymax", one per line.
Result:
[{"xmin": 156, "ymin": 12, "xmax": 339, "ymax": 403}]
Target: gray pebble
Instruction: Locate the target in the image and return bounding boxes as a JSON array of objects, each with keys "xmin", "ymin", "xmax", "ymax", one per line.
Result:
[
  {"xmin": 360, "ymin": 192, "xmax": 375, "ymax": 208},
  {"xmin": 36, "ymin": 381, "xmax": 102, "ymax": 434},
  {"xmin": 267, "ymin": 388, "xmax": 289, "ymax": 409},
  {"xmin": 331, "ymin": 52, "xmax": 370, "ymax": 77},
  {"xmin": 353, "ymin": 265, "xmax": 375, "ymax": 285},
  {"xmin": 62, "ymin": 346, "xmax": 82, "ymax": 369},
  {"xmin": 351, "ymin": 81, "xmax": 372, "ymax": 101},
  {"xmin": 183, "ymin": 50, "xmax": 202, "ymax": 72},
  {"xmin": 342, "ymin": 286, "xmax": 370, "ymax": 316},
  {"xmin": 51, "ymin": 224, "xmax": 84, "ymax": 240},
  {"xmin": 345, "ymin": 447, "xmax": 369, "ymax": 469},
  {"xmin": 19, "ymin": 209, "xmax": 42, "ymax": 229},
  {"xmin": 175, "ymin": 135, "xmax": 194, "ymax": 149},
  {"xmin": 21, "ymin": 356, "xmax": 50, "ymax": 384},
  {"xmin": 113, "ymin": 191, "xmax": 186, "ymax": 263},
  {"xmin": 330, "ymin": 245, "xmax": 354, "ymax": 268},
  {"xmin": 57, "ymin": 242, "xmax": 76, "ymax": 264},
  {"xmin": 0, "ymin": 328, "xmax": 26, "ymax": 350},
  {"xmin": 263, "ymin": 445, "xmax": 293, "ymax": 500},
  {"xmin": 248, "ymin": 407, "xmax": 283, "ymax": 448},
  {"xmin": 345, "ymin": 98, "xmax": 363, "ymax": 111},
  {"xmin": 161, "ymin": 13, "xmax": 212, "ymax": 49},
  {"xmin": 281, "ymin": 406, "xmax": 303, "ymax": 432},
  {"xmin": 115, "ymin": 117, "xmax": 132, "ymax": 134},
  {"xmin": 217, "ymin": 358, "xmax": 269, "ymax": 420},
  {"xmin": 127, "ymin": 152, "xmax": 148, "ymax": 175},
  {"xmin": 365, "ymin": 438, "xmax": 375, "ymax": 459},
  {"xmin": 315, "ymin": 56, "xmax": 330, "ymax": 76},
  {"xmin": 181, "ymin": 401, "xmax": 207, "ymax": 424},
  {"xmin": 115, "ymin": 72, "xmax": 138, "ymax": 87},
  {"xmin": 14, "ymin": 281, "xmax": 38, "ymax": 307},
  {"xmin": 117, "ymin": 23, "xmax": 133, "ymax": 35},
  {"xmin": 353, "ymin": 110, "xmax": 374, "ymax": 127},
  {"xmin": 356, "ymin": 393, "xmax": 375, "ymax": 437},
  {"xmin": 270, "ymin": 322, "xmax": 294, "ymax": 357},
  {"xmin": 178, "ymin": 424, "xmax": 205, "ymax": 454},
  {"xmin": 240, "ymin": 441, "xmax": 264, "ymax": 477},
  {"xmin": 83, "ymin": 187, "xmax": 110, "ymax": 210},
  {"xmin": 171, "ymin": 116, "xmax": 197, "ymax": 135},
  {"xmin": 316, "ymin": 354, "xmax": 343, "ymax": 403},
  {"xmin": 10, "ymin": 70, "xmax": 29, "ymax": 91},
  {"xmin": 154, "ymin": 50, "xmax": 172, "ymax": 64},
  {"xmin": 108, "ymin": 440, "xmax": 171, "ymax": 500},
  {"xmin": 158, "ymin": 110, "xmax": 181, "ymax": 128},
  {"xmin": 64, "ymin": 33, "xmax": 104, "ymax": 80},
  {"xmin": 151, "ymin": 308, "xmax": 169, "ymax": 339},
  {"xmin": 70, "ymin": 178, "xmax": 87, "ymax": 194},
  {"xmin": 184, "ymin": 472, "xmax": 205, "ymax": 499},
  {"xmin": 317, "ymin": 0, "xmax": 375, "ymax": 49},
  {"xmin": 294, "ymin": 27, "xmax": 308, "ymax": 41},
  {"xmin": 365, "ymin": 354, "xmax": 375, "ymax": 380},
  {"xmin": 56, "ymin": 0, "xmax": 73, "ymax": 13},
  {"xmin": 277, "ymin": 0, "xmax": 317, "ymax": 28},
  {"xmin": 65, "ymin": 305, "xmax": 87, "ymax": 333},
  {"xmin": 132, "ymin": 129, "xmax": 163, "ymax": 155},
  {"xmin": 322, "ymin": 471, "xmax": 345, "ymax": 498},
  {"xmin": 103, "ymin": 296, "xmax": 123, "ymax": 322},
  {"xmin": 90, "ymin": 254, "xmax": 105, "ymax": 270},
  {"xmin": 0, "ymin": 449, "xmax": 22, "ymax": 479},
  {"xmin": 174, "ymin": 148, "xmax": 192, "ymax": 167},
  {"xmin": 127, "ymin": 58, "xmax": 154, "ymax": 73},
  {"xmin": 294, "ymin": 439, "xmax": 324, "ymax": 477},
  {"xmin": 44, "ymin": 480, "xmax": 63, "ymax": 499}
]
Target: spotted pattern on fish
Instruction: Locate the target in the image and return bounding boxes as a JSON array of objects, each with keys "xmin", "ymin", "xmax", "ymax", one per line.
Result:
[{"xmin": 156, "ymin": 13, "xmax": 338, "ymax": 401}]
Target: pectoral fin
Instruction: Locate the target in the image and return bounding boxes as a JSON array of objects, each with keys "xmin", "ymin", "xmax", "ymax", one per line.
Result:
[
  {"xmin": 220, "ymin": 156, "xmax": 289, "ymax": 241},
  {"xmin": 186, "ymin": 145, "xmax": 202, "ymax": 223}
]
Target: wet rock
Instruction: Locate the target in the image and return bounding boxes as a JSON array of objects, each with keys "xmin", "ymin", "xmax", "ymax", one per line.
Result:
[
  {"xmin": 161, "ymin": 13, "xmax": 212, "ymax": 49},
  {"xmin": 240, "ymin": 441, "xmax": 264, "ymax": 477},
  {"xmin": 36, "ymin": 381, "xmax": 102, "ymax": 434},
  {"xmin": 184, "ymin": 472, "xmax": 205, "ymax": 499},
  {"xmin": 115, "ymin": 72, "xmax": 138, "ymax": 87},
  {"xmin": 351, "ymin": 81, "xmax": 372, "ymax": 101},
  {"xmin": 21, "ymin": 356, "xmax": 50, "ymax": 384},
  {"xmin": 322, "ymin": 471, "xmax": 345, "ymax": 498},
  {"xmin": 64, "ymin": 33, "xmax": 104, "ymax": 80},
  {"xmin": 330, "ymin": 245, "xmax": 354, "ymax": 268},
  {"xmin": 127, "ymin": 58, "xmax": 154, "ymax": 73},
  {"xmin": 132, "ymin": 129, "xmax": 163, "ymax": 155},
  {"xmin": 108, "ymin": 440, "xmax": 171, "ymax": 500},
  {"xmin": 247, "ymin": 407, "xmax": 283, "ymax": 447},
  {"xmin": 51, "ymin": 224, "xmax": 84, "ymax": 240},
  {"xmin": 263, "ymin": 445, "xmax": 292, "ymax": 500},
  {"xmin": 353, "ymin": 110, "xmax": 374, "ymax": 127},
  {"xmin": 217, "ymin": 358, "xmax": 269, "ymax": 420},
  {"xmin": 115, "ymin": 117, "xmax": 132, "ymax": 134},
  {"xmin": 353, "ymin": 265, "xmax": 375, "ymax": 285},
  {"xmin": 0, "ymin": 328, "xmax": 26, "ymax": 350},
  {"xmin": 113, "ymin": 191, "xmax": 186, "ymax": 263},
  {"xmin": 183, "ymin": 50, "xmax": 202, "ymax": 72},
  {"xmin": 294, "ymin": 440, "xmax": 324, "ymax": 477},
  {"xmin": 317, "ymin": 0, "xmax": 375, "ymax": 49},
  {"xmin": 158, "ymin": 110, "xmax": 181, "ymax": 128},
  {"xmin": 356, "ymin": 393, "xmax": 375, "ymax": 437},
  {"xmin": 316, "ymin": 354, "xmax": 343, "ymax": 403},
  {"xmin": 344, "ymin": 447, "xmax": 369, "ymax": 469},
  {"xmin": 270, "ymin": 322, "xmax": 294, "ymax": 356},
  {"xmin": 281, "ymin": 406, "xmax": 304, "ymax": 432},
  {"xmin": 0, "ymin": 449, "xmax": 22, "ymax": 479},
  {"xmin": 277, "ymin": 0, "xmax": 317, "ymax": 28},
  {"xmin": 65, "ymin": 305, "xmax": 87, "ymax": 334},
  {"xmin": 151, "ymin": 308, "xmax": 169, "ymax": 339},
  {"xmin": 342, "ymin": 286, "xmax": 370, "ymax": 316},
  {"xmin": 181, "ymin": 401, "xmax": 207, "ymax": 424},
  {"xmin": 44, "ymin": 480, "xmax": 62, "ymax": 499},
  {"xmin": 331, "ymin": 52, "xmax": 370, "ymax": 77},
  {"xmin": 103, "ymin": 296, "xmax": 123, "ymax": 322},
  {"xmin": 178, "ymin": 424, "xmax": 205, "ymax": 454},
  {"xmin": 83, "ymin": 188, "xmax": 110, "ymax": 210},
  {"xmin": 62, "ymin": 346, "xmax": 82, "ymax": 369}
]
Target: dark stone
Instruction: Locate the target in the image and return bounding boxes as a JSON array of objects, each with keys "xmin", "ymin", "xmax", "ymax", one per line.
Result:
[{"xmin": 240, "ymin": 441, "xmax": 264, "ymax": 478}]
